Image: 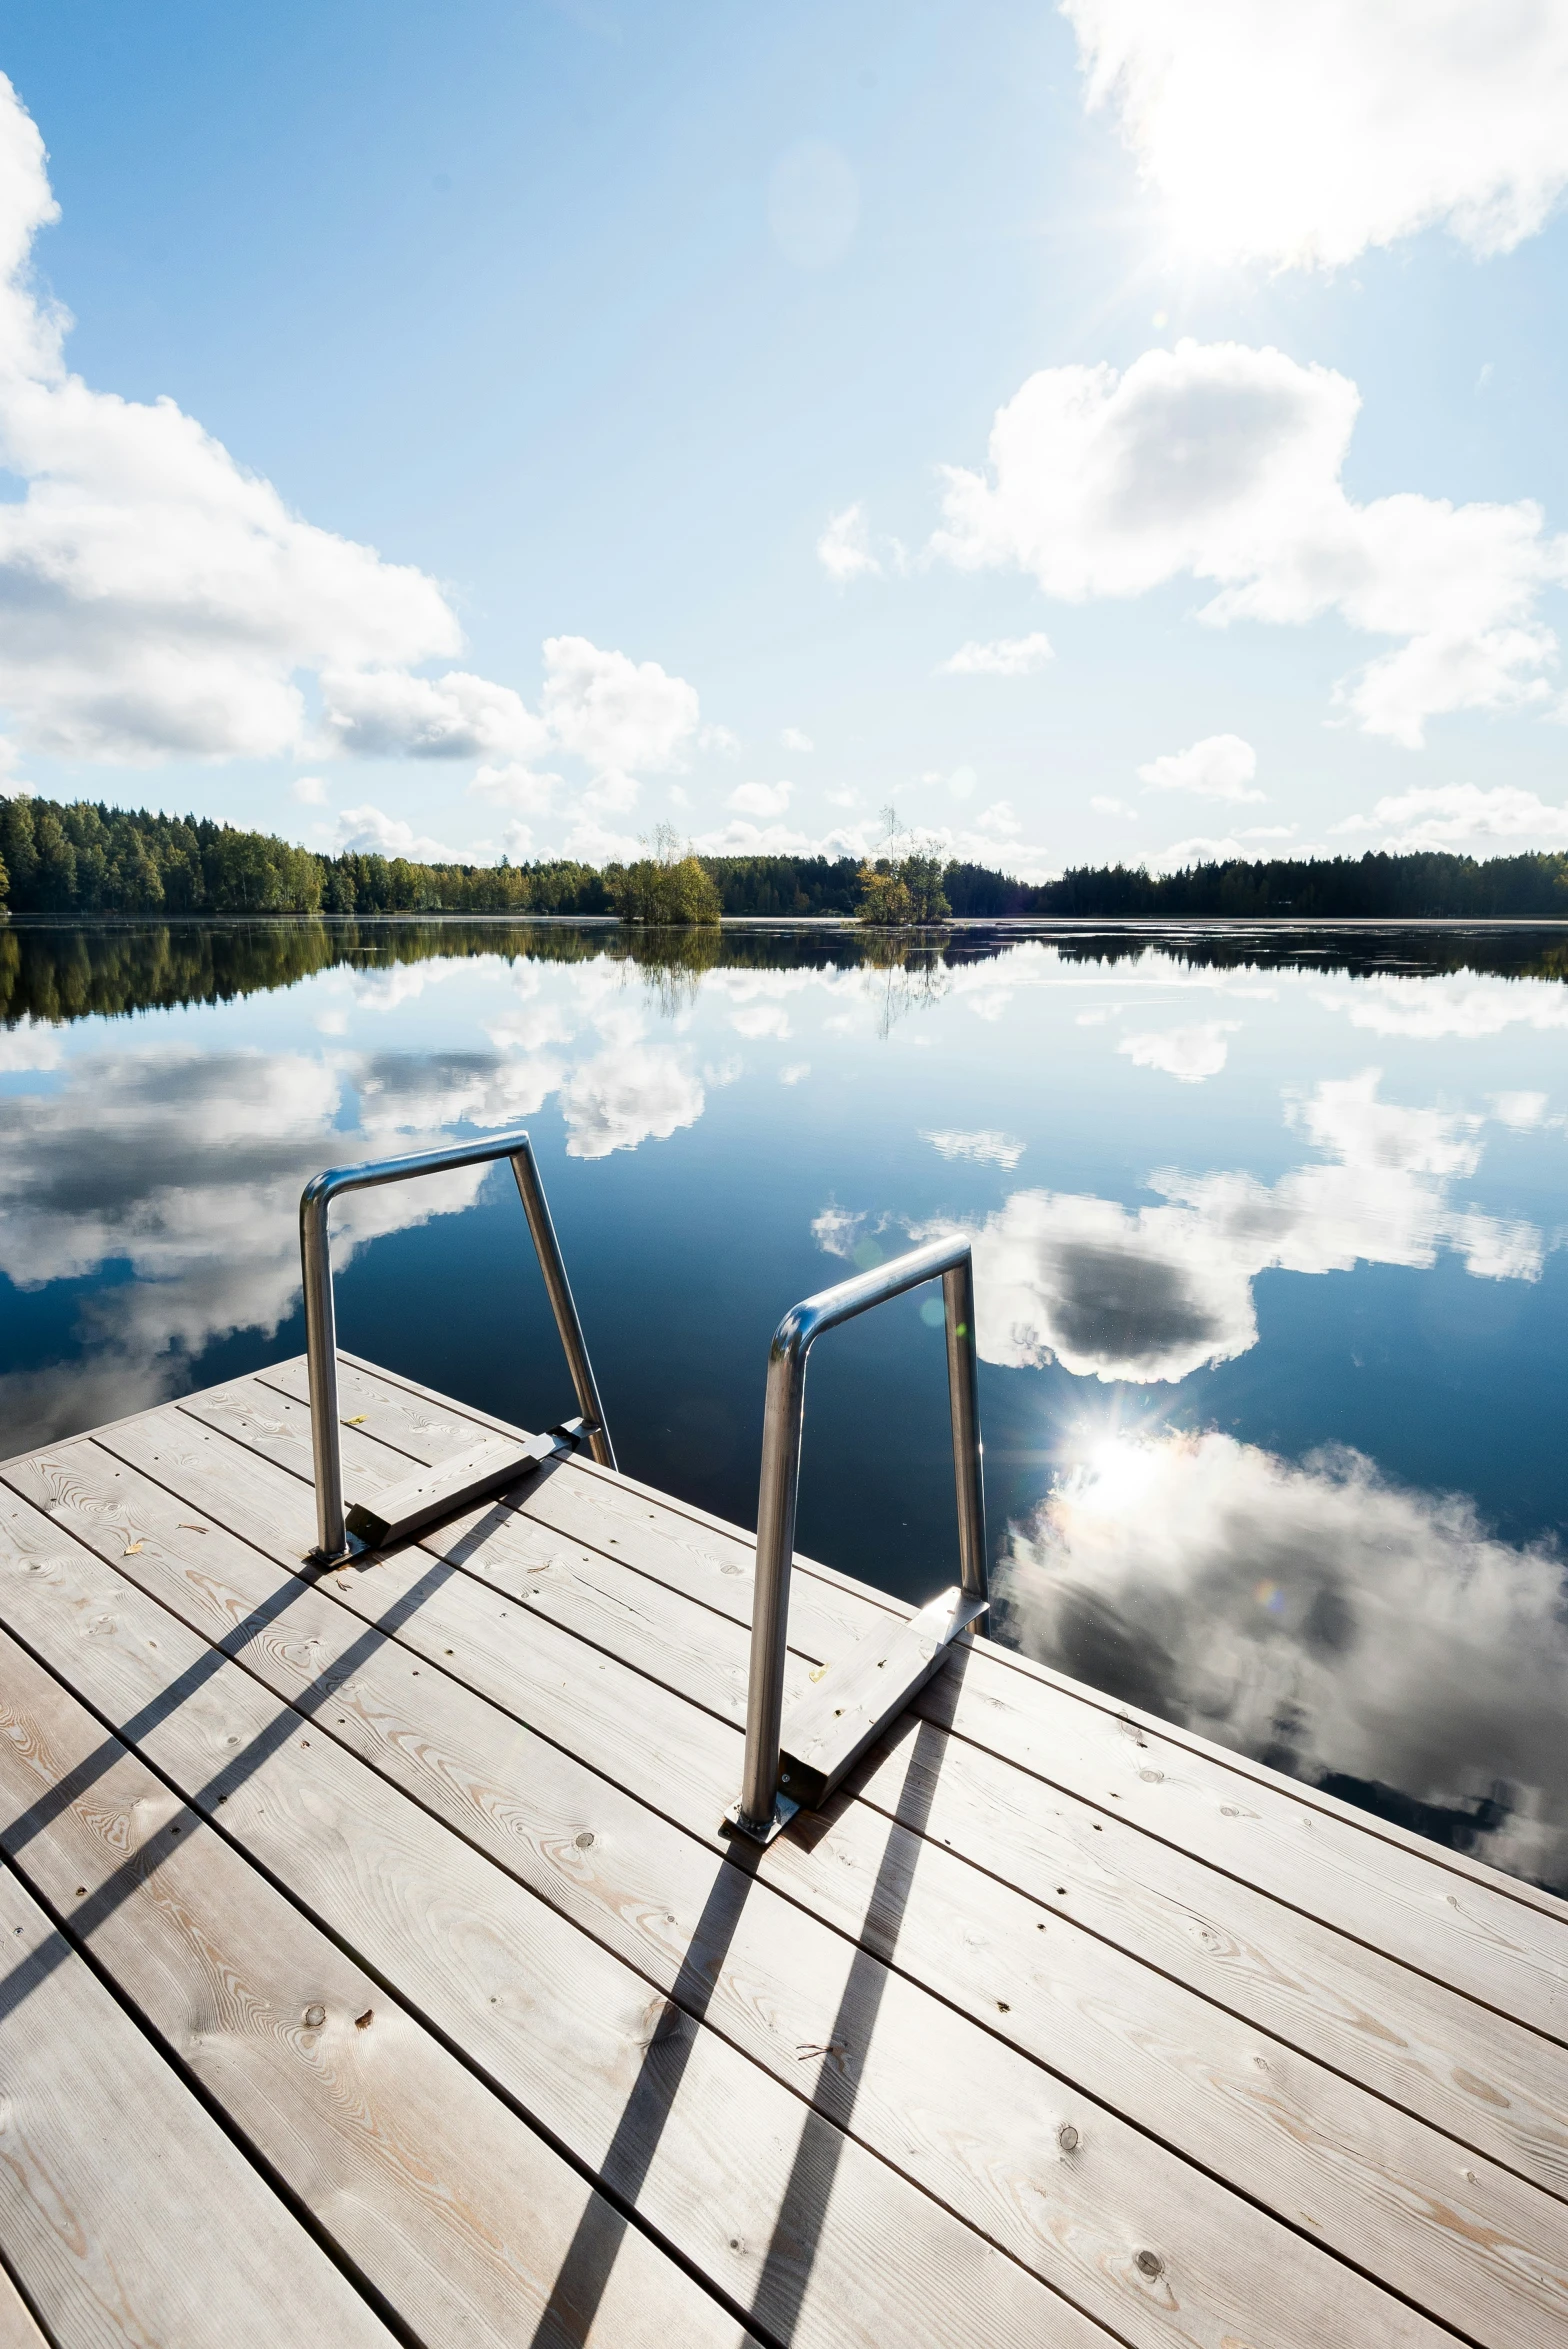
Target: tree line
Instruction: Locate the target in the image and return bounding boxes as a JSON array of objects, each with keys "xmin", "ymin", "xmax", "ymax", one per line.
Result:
[{"xmin": 3, "ymin": 792, "xmax": 1568, "ymax": 924}]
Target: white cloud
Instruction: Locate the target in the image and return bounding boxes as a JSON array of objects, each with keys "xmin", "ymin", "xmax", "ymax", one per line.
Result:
[
  {"xmin": 1138, "ymin": 732, "xmax": 1262, "ymax": 802},
  {"xmin": 1090, "ymin": 794, "xmax": 1138, "ymax": 819},
  {"xmin": 1490, "ymin": 1091, "xmax": 1549, "ymax": 1130},
  {"xmin": 728, "ymin": 779, "xmax": 793, "ymax": 818},
  {"xmin": 817, "ymin": 502, "xmax": 883, "ymax": 584},
  {"xmin": 923, "ymin": 1128, "xmax": 1027, "ymax": 1169},
  {"xmin": 1318, "ymin": 971, "xmax": 1568, "ymax": 1041},
  {"xmin": 1063, "ymin": 0, "xmax": 1568, "ymax": 270},
  {"xmin": 729, "ymin": 1002, "xmax": 792, "ymax": 1040},
  {"xmin": 540, "ymin": 634, "xmax": 700, "ymax": 811},
  {"xmin": 782, "ymin": 727, "xmax": 814, "ymax": 752},
  {"xmin": 974, "ymin": 798, "xmax": 1022, "ymax": 838},
  {"xmin": 0, "ymin": 1018, "xmax": 64, "ymax": 1072},
  {"xmin": 934, "ymin": 338, "xmax": 1568, "ymax": 747},
  {"xmin": 938, "ymin": 632, "xmax": 1055, "ymax": 677},
  {"xmin": 290, "ymin": 773, "xmax": 328, "ymax": 805},
  {"xmin": 779, "ymin": 1062, "xmax": 811, "ymax": 1085},
  {"xmin": 1332, "ymin": 783, "xmax": 1568, "ymax": 852},
  {"xmin": 559, "ymin": 1045, "xmax": 705, "ymax": 1159},
  {"xmin": 947, "ymin": 766, "xmax": 978, "ymax": 801},
  {"xmin": 332, "ymin": 804, "xmax": 453, "ymax": 860},
  {"xmin": 1154, "ymin": 823, "xmax": 1295, "ymax": 868},
  {"xmin": 906, "ymin": 1069, "xmax": 1542, "ymax": 1385},
  {"xmin": 998, "ymin": 1428, "xmax": 1568, "ymax": 1889},
  {"xmin": 320, "ymin": 667, "xmax": 549, "ymax": 761},
  {"xmin": 468, "ymin": 762, "xmax": 560, "ymax": 816},
  {"xmin": 1118, "ymin": 1019, "xmax": 1239, "ymax": 1082},
  {"xmin": 0, "ymin": 77, "xmax": 475, "ymax": 763}
]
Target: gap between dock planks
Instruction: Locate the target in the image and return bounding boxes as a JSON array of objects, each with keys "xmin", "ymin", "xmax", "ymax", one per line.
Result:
[
  {"xmin": 0, "ymin": 1846, "xmax": 399, "ymax": 2349},
  {"xmin": 249, "ymin": 1349, "xmax": 1568, "ymax": 1943},
  {"xmin": 0, "ymin": 1473, "xmax": 1122, "ymax": 2349},
  {"xmin": 290, "ymin": 1348, "xmax": 1568, "ymax": 1932},
  {"xmin": 7, "ymin": 1408, "xmax": 1568, "ymax": 2345},
  {"xmin": 212, "ymin": 1354, "xmax": 1568, "ymax": 2045},
  {"xmin": 0, "ymin": 1631, "xmax": 759, "ymax": 2348}
]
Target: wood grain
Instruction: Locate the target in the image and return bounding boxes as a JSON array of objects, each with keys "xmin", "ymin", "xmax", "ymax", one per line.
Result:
[
  {"xmin": 86, "ymin": 1395, "xmax": 1568, "ymax": 2195},
  {"xmin": 8, "ymin": 1440, "xmax": 1566, "ymax": 2349},
  {"xmin": 0, "ymin": 1482, "xmax": 1118, "ymax": 2349},
  {"xmin": 0, "ymin": 1851, "xmax": 394, "ymax": 2349},
  {"xmin": 0, "ymin": 1627, "xmax": 755, "ymax": 2349}
]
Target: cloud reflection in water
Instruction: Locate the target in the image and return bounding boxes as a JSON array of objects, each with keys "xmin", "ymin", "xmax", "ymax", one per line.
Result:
[
  {"xmin": 997, "ymin": 1428, "xmax": 1568, "ymax": 1890},
  {"xmin": 905, "ymin": 1070, "xmax": 1544, "ymax": 1382}
]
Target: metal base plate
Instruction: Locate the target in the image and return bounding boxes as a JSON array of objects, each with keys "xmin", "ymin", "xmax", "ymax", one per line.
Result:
[{"xmin": 719, "ymin": 1795, "xmax": 801, "ymax": 1847}]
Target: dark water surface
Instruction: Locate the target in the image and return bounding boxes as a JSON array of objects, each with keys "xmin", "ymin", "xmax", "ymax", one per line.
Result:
[{"xmin": 5, "ymin": 915, "xmax": 1568, "ymax": 1889}]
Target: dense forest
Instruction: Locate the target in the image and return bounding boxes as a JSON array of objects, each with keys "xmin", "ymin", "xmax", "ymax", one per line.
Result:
[{"xmin": 3, "ymin": 792, "xmax": 1568, "ymax": 922}]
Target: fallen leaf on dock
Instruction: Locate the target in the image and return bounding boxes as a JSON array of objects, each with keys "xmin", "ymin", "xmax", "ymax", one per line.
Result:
[
  {"xmin": 178, "ymin": 1523, "xmax": 209, "ymax": 1534},
  {"xmin": 343, "ymin": 1413, "xmax": 368, "ymax": 1425},
  {"xmin": 122, "ymin": 1542, "xmax": 144, "ymax": 1555}
]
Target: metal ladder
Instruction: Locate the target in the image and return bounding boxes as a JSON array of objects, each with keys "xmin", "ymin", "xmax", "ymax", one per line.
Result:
[
  {"xmin": 298, "ymin": 1138, "xmax": 988, "ymax": 1841},
  {"xmin": 724, "ymin": 1235, "xmax": 989, "ymax": 1842},
  {"xmin": 298, "ymin": 1128, "xmax": 613, "ymax": 1565}
]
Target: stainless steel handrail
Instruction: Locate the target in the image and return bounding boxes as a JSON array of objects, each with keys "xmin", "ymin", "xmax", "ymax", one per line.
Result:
[
  {"xmin": 299, "ymin": 1128, "xmax": 613, "ymax": 1560},
  {"xmin": 734, "ymin": 1235, "xmax": 987, "ymax": 1837}
]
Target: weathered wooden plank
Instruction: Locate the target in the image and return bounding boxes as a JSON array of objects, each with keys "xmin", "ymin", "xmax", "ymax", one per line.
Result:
[
  {"xmin": 254, "ymin": 1352, "xmax": 1568, "ymax": 1939},
  {"xmin": 0, "ymin": 2267, "xmax": 46, "ymax": 2349},
  {"xmin": 346, "ymin": 1431, "xmax": 567, "ymax": 1551},
  {"xmin": 0, "ymin": 1852, "xmax": 394, "ymax": 2349},
  {"xmin": 0, "ymin": 1627, "xmax": 756, "ymax": 2349},
  {"xmin": 86, "ymin": 1393, "xmax": 1568, "ymax": 2201},
  {"xmin": 0, "ymin": 1481, "xmax": 1121, "ymax": 2349},
  {"xmin": 776, "ymin": 1586, "xmax": 988, "ymax": 1812},
  {"xmin": 13, "ymin": 1439, "xmax": 1568, "ymax": 2349},
  {"xmin": 465, "ymin": 1443, "xmax": 1568, "ymax": 2041}
]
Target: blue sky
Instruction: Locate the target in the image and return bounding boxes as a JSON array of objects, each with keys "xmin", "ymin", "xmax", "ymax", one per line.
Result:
[{"xmin": 4, "ymin": 1, "xmax": 1568, "ymax": 876}]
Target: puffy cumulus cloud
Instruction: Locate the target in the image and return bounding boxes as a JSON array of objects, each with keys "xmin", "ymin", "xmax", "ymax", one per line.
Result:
[
  {"xmin": 290, "ymin": 773, "xmax": 328, "ymax": 806},
  {"xmin": 996, "ymin": 1429, "xmax": 1568, "ymax": 1889},
  {"xmin": 728, "ymin": 779, "xmax": 792, "ymax": 817},
  {"xmin": 540, "ymin": 635, "xmax": 700, "ymax": 811},
  {"xmin": 0, "ymin": 77, "xmax": 466, "ymax": 762},
  {"xmin": 938, "ymin": 632, "xmax": 1054, "ymax": 677},
  {"xmin": 1089, "ymin": 793, "xmax": 1138, "ymax": 820},
  {"xmin": 1333, "ymin": 782, "xmax": 1568, "ymax": 852},
  {"xmin": 923, "ymin": 1128, "xmax": 1026, "ymax": 1169},
  {"xmin": 0, "ymin": 81, "xmax": 711, "ymax": 810},
  {"xmin": 902, "ymin": 1069, "xmax": 1542, "ymax": 1383},
  {"xmin": 781, "ymin": 727, "xmax": 814, "ymax": 752},
  {"xmin": 1063, "ymin": 1, "xmax": 1568, "ymax": 271},
  {"xmin": 320, "ymin": 668, "xmax": 549, "ymax": 762},
  {"xmin": 934, "ymin": 339, "xmax": 1568, "ymax": 747},
  {"xmin": 1117, "ymin": 1019, "xmax": 1238, "ymax": 1082},
  {"xmin": 1138, "ymin": 732, "xmax": 1261, "ymax": 801},
  {"xmin": 331, "ymin": 804, "xmax": 454, "ymax": 860},
  {"xmin": 559, "ymin": 1045, "xmax": 705, "ymax": 1159}
]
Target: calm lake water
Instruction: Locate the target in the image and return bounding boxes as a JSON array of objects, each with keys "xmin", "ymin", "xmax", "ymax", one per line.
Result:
[{"xmin": 4, "ymin": 916, "xmax": 1568, "ymax": 1890}]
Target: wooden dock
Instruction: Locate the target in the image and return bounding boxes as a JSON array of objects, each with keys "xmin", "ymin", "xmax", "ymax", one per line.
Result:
[{"xmin": 0, "ymin": 1353, "xmax": 1564, "ymax": 2347}]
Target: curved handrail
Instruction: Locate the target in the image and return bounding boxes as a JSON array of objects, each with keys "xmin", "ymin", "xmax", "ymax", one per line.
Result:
[
  {"xmin": 299, "ymin": 1128, "xmax": 612, "ymax": 1560},
  {"xmin": 733, "ymin": 1235, "xmax": 987, "ymax": 1836}
]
